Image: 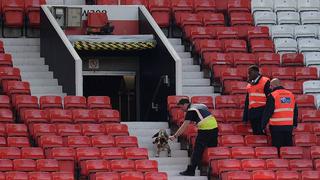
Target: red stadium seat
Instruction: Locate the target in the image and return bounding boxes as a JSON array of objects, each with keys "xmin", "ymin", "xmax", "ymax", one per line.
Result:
[
  {"xmin": 72, "ymin": 109, "xmax": 97, "ymax": 123},
  {"xmin": 91, "ymin": 172, "xmax": 119, "ymax": 180},
  {"xmin": 0, "ymin": 159, "xmax": 13, "ymax": 171},
  {"xmin": 0, "ymin": 137, "xmax": 6, "ymax": 147},
  {"xmin": 31, "ymin": 123, "xmax": 57, "ymax": 138},
  {"xmin": 280, "ymin": 146, "xmax": 304, "ymax": 159},
  {"xmin": 148, "ymin": 0, "xmax": 171, "ymax": 28},
  {"xmin": 51, "ymin": 172, "xmax": 74, "ymax": 180},
  {"xmin": 28, "ymin": 172, "xmax": 52, "ymax": 180},
  {"xmin": 39, "ymin": 96, "xmax": 62, "ymax": 109},
  {"xmin": 271, "ymin": 67, "xmax": 296, "ymax": 80},
  {"xmin": 223, "ymin": 39, "xmax": 247, "ymax": 53},
  {"xmin": 5, "ymin": 172, "xmax": 28, "ymax": 180},
  {"xmin": 21, "ymin": 147, "xmax": 45, "ymax": 159},
  {"xmin": 76, "ymin": 147, "xmax": 101, "ymax": 161},
  {"xmin": 87, "ymin": 12, "xmax": 110, "ymax": 35},
  {"xmin": 276, "ymin": 171, "xmax": 300, "ymax": 180},
  {"xmin": 294, "ymin": 133, "xmax": 317, "ymax": 146},
  {"xmin": 245, "ymin": 135, "xmax": 269, "ymax": 147},
  {"xmin": 22, "ymin": 110, "xmax": 48, "ymax": 124},
  {"xmin": 100, "ymin": 147, "xmax": 125, "ymax": 160},
  {"xmin": 310, "ymin": 146, "xmax": 320, "ymax": 159},
  {"xmin": 171, "ymin": 108, "xmax": 185, "ymax": 125},
  {"xmin": 190, "ymin": 96, "xmax": 214, "ymax": 109},
  {"xmin": 25, "ymin": 0, "xmax": 46, "ymax": 28},
  {"xmin": 247, "ymin": 26, "xmax": 270, "ymax": 41},
  {"xmin": 314, "ymin": 123, "xmax": 320, "ymax": 135},
  {"xmin": 256, "ymin": 53, "xmax": 280, "ymax": 67},
  {"xmin": 123, "ymin": 0, "xmax": 147, "ymax": 5},
  {"xmin": 6, "ymin": 123, "xmax": 28, "ymax": 136},
  {"xmin": 194, "ymin": 0, "xmax": 216, "ymax": 12},
  {"xmin": 204, "ymin": 53, "xmax": 233, "ymax": 69},
  {"xmin": 194, "ymin": 40, "xmax": 223, "ymax": 57},
  {"xmin": 14, "ymin": 95, "xmax": 38, "ymax": 110},
  {"xmin": 255, "ymin": 147, "xmax": 278, "ymax": 159},
  {"xmin": 252, "ymin": 170, "xmax": 276, "ymax": 180},
  {"xmin": 38, "ymin": 135, "xmax": 63, "ymax": 148},
  {"xmin": 210, "ymin": 159, "xmax": 241, "ymax": 175},
  {"xmin": 48, "ymin": 147, "xmax": 75, "ymax": 161},
  {"xmin": 293, "ymin": 123, "xmax": 313, "ymax": 134},
  {"xmin": 232, "ymin": 53, "xmax": 257, "ymax": 66},
  {"xmin": 96, "ymin": 0, "xmax": 118, "ymax": 5},
  {"xmin": 184, "ymin": 26, "xmax": 211, "ymax": 42},
  {"xmin": 120, "ymin": 171, "xmax": 144, "ymax": 180},
  {"xmin": 67, "ymin": 136, "xmax": 91, "ymax": 148},
  {"xmin": 114, "ymin": 136, "xmax": 138, "ymax": 147},
  {"xmin": 0, "ymin": 95, "xmax": 10, "ymax": 109},
  {"xmin": 221, "ymin": 67, "xmax": 247, "ymax": 82},
  {"xmin": 3, "ymin": 81, "xmax": 30, "ymax": 95},
  {"xmin": 36, "ymin": 159, "xmax": 59, "ymax": 172},
  {"xmin": 301, "ymin": 171, "xmax": 320, "ymax": 180},
  {"xmin": 125, "ymin": 147, "xmax": 148, "ymax": 160},
  {"xmin": 0, "ymin": 54, "xmax": 13, "ymax": 67},
  {"xmin": 0, "ymin": 109, "xmax": 13, "ymax": 123},
  {"xmin": 0, "ymin": 67, "xmax": 21, "ymax": 82},
  {"xmin": 215, "ymin": 95, "xmax": 239, "ymax": 109},
  {"xmin": 91, "ymin": 135, "xmax": 115, "ymax": 148},
  {"xmin": 216, "ymin": 27, "xmax": 239, "ymax": 39},
  {"xmin": 224, "ymin": 109, "xmax": 243, "ymax": 122},
  {"xmin": 81, "ymin": 124, "xmax": 105, "ymax": 136},
  {"xmin": 230, "ymin": 12, "xmax": 253, "ymax": 26},
  {"xmin": 7, "ymin": 137, "xmax": 30, "ymax": 147},
  {"xmin": 314, "ymin": 159, "xmax": 320, "ymax": 170},
  {"xmin": 221, "ymin": 171, "xmax": 252, "ymax": 180},
  {"xmin": 282, "ymin": 80, "xmax": 302, "ymax": 94},
  {"xmin": 282, "ymin": 53, "xmax": 304, "ymax": 67},
  {"xmin": 289, "ymin": 159, "xmax": 313, "ymax": 171},
  {"xmin": 56, "ymin": 124, "xmax": 82, "ymax": 136},
  {"xmin": 210, "ymin": 109, "xmax": 225, "ymax": 122},
  {"xmin": 231, "ymin": 146, "xmax": 255, "ymax": 159},
  {"xmin": 81, "ymin": 160, "xmax": 109, "ymax": 176},
  {"xmin": 144, "ymin": 172, "xmax": 168, "ymax": 180},
  {"xmin": 203, "ymin": 147, "xmax": 231, "ymax": 165},
  {"xmin": 265, "ymin": 159, "xmax": 289, "ymax": 171},
  {"xmin": 250, "ymin": 39, "xmax": 274, "ymax": 53},
  {"xmin": 0, "ymin": 147, "xmax": 20, "ymax": 159},
  {"xmin": 64, "ymin": 96, "xmax": 86, "ymax": 109},
  {"xmin": 110, "ymin": 159, "xmax": 135, "ymax": 172},
  {"xmin": 87, "ymin": 96, "xmax": 112, "ymax": 109},
  {"xmin": 227, "ymin": 0, "xmax": 251, "ymax": 13},
  {"xmin": 13, "ymin": 159, "xmax": 36, "ymax": 171},
  {"xmin": 201, "ymin": 13, "xmax": 225, "ymax": 27},
  {"xmin": 221, "ymin": 135, "xmax": 245, "ymax": 147},
  {"xmin": 295, "ymin": 67, "xmax": 318, "ymax": 81},
  {"xmin": 241, "ymin": 159, "xmax": 266, "ymax": 171},
  {"xmin": 171, "ymin": 0, "xmax": 193, "ymax": 14},
  {"xmin": 233, "ymin": 123, "xmax": 253, "ymax": 135},
  {"xmin": 96, "ymin": 109, "xmax": 120, "ymax": 123},
  {"xmin": 2, "ymin": 0, "xmax": 24, "ymax": 28},
  {"xmin": 177, "ymin": 13, "xmax": 202, "ymax": 28},
  {"xmin": 135, "ymin": 159, "xmax": 158, "ymax": 172},
  {"xmin": 105, "ymin": 124, "xmax": 129, "ymax": 136},
  {"xmin": 295, "ymin": 95, "xmax": 316, "ymax": 109},
  {"xmin": 300, "ymin": 109, "xmax": 320, "ymax": 122},
  {"xmin": 218, "ymin": 123, "xmax": 234, "ymax": 135},
  {"xmin": 48, "ymin": 109, "xmax": 73, "ymax": 123}
]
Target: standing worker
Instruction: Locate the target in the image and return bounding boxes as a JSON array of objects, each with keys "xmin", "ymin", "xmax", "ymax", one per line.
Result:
[
  {"xmin": 261, "ymin": 78, "xmax": 298, "ymax": 149},
  {"xmin": 169, "ymin": 99, "xmax": 218, "ymax": 176},
  {"xmin": 243, "ymin": 65, "xmax": 271, "ymax": 135}
]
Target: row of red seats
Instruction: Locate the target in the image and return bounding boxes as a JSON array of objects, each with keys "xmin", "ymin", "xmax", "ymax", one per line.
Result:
[
  {"xmin": 0, "ymin": 54, "xmax": 13, "ymax": 67},
  {"xmin": 0, "ymin": 171, "xmax": 74, "ymax": 180},
  {"xmin": 0, "ymin": 123, "xmax": 28, "ymax": 136},
  {"xmin": 0, "ymin": 136, "xmax": 30, "ymax": 147},
  {"xmin": 90, "ymin": 171, "xmax": 167, "ymax": 180},
  {"xmin": 220, "ymin": 170, "xmax": 320, "ymax": 180},
  {"xmin": 30, "ymin": 123, "xmax": 129, "ymax": 138},
  {"xmin": 0, "ymin": 0, "xmax": 46, "ymax": 28}
]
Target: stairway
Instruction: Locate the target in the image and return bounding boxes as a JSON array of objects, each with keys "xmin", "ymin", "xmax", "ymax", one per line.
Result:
[
  {"xmin": 168, "ymin": 38, "xmax": 215, "ymax": 97},
  {"xmin": 124, "ymin": 122, "xmax": 207, "ymax": 180},
  {"xmin": 2, "ymin": 38, "xmax": 66, "ymax": 97}
]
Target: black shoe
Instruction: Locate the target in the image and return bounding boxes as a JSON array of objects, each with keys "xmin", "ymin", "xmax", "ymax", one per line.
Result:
[{"xmin": 179, "ymin": 165, "xmax": 195, "ymax": 176}]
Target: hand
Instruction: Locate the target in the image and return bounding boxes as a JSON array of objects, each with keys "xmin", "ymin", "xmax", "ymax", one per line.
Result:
[{"xmin": 169, "ymin": 135, "xmax": 176, "ymax": 141}]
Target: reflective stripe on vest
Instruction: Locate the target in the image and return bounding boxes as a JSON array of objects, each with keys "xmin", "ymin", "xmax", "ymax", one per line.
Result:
[
  {"xmin": 270, "ymin": 89, "xmax": 295, "ymax": 126},
  {"xmin": 189, "ymin": 107, "xmax": 218, "ymax": 130},
  {"xmin": 247, "ymin": 76, "xmax": 269, "ymax": 109}
]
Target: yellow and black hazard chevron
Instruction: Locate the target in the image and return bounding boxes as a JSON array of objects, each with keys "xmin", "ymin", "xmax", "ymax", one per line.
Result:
[{"xmin": 74, "ymin": 41, "xmax": 157, "ymax": 51}]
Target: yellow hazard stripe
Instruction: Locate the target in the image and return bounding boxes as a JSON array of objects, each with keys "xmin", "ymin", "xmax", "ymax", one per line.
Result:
[{"xmin": 74, "ymin": 41, "xmax": 157, "ymax": 51}]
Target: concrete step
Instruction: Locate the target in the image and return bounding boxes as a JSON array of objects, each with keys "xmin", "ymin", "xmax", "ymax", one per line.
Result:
[
  {"xmin": 5, "ymin": 45, "xmax": 40, "ymax": 52},
  {"xmin": 182, "ymin": 72, "xmax": 204, "ymax": 79},
  {"xmin": 182, "ymin": 86, "xmax": 214, "ymax": 94},
  {"xmin": 173, "ymin": 45, "xmax": 185, "ymax": 52},
  {"xmin": 21, "ymin": 72, "xmax": 53, "ymax": 79},
  {"xmin": 182, "ymin": 65, "xmax": 200, "ymax": 72},
  {"xmin": 32, "ymin": 93, "xmax": 67, "ymax": 98},
  {"xmin": 11, "ymin": 52, "xmax": 40, "ymax": 58},
  {"xmin": 166, "ymin": 170, "xmax": 201, "ymax": 176},
  {"xmin": 148, "ymin": 150, "xmax": 188, "ymax": 158},
  {"xmin": 16, "ymin": 65, "xmax": 49, "ymax": 72},
  {"xmin": 128, "ymin": 129, "xmax": 171, "ymax": 137},
  {"xmin": 183, "ymin": 79, "xmax": 211, "ymax": 86},
  {"xmin": 138, "ymin": 142, "xmax": 181, "ymax": 150},
  {"xmin": 168, "ymin": 38, "xmax": 181, "ymax": 45},
  {"xmin": 13, "ymin": 58, "xmax": 45, "ymax": 65},
  {"xmin": 182, "ymin": 58, "xmax": 194, "ymax": 65},
  {"xmin": 122, "ymin": 122, "xmax": 169, "ymax": 129},
  {"xmin": 1, "ymin": 38, "xmax": 40, "ymax": 46},
  {"xmin": 31, "ymin": 86, "xmax": 63, "ymax": 94},
  {"xmin": 27, "ymin": 79, "xmax": 59, "ymax": 86},
  {"xmin": 178, "ymin": 52, "xmax": 191, "ymax": 58},
  {"xmin": 150, "ymin": 157, "xmax": 190, "ymax": 165}
]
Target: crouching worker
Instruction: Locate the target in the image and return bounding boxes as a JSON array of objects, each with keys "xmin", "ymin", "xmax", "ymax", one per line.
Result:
[{"xmin": 169, "ymin": 99, "xmax": 218, "ymax": 176}]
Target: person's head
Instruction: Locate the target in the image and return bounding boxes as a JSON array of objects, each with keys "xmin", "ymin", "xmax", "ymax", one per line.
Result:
[
  {"xmin": 270, "ymin": 78, "xmax": 281, "ymax": 90},
  {"xmin": 248, "ymin": 65, "xmax": 260, "ymax": 82},
  {"xmin": 177, "ymin": 98, "xmax": 191, "ymax": 112}
]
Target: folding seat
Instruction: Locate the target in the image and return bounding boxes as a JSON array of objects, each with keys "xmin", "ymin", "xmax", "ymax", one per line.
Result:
[
  {"xmin": 2, "ymin": 0, "xmax": 25, "ymax": 28},
  {"xmin": 123, "ymin": 0, "xmax": 147, "ymax": 5},
  {"xmin": 125, "ymin": 147, "xmax": 148, "ymax": 160},
  {"xmin": 5, "ymin": 172, "xmax": 28, "ymax": 180},
  {"xmin": 31, "ymin": 124, "xmax": 57, "ymax": 138},
  {"xmin": 280, "ymin": 146, "xmax": 304, "ymax": 159},
  {"xmin": 67, "ymin": 136, "xmax": 91, "ymax": 148},
  {"xmin": 256, "ymin": 53, "xmax": 281, "ymax": 67},
  {"xmin": 81, "ymin": 124, "xmax": 105, "ymax": 136},
  {"xmin": 271, "ymin": 25, "xmax": 295, "ymax": 39},
  {"xmin": 194, "ymin": 40, "xmax": 223, "ymax": 57},
  {"xmin": 81, "ymin": 159, "xmax": 109, "ymax": 176},
  {"xmin": 301, "ymin": 11, "xmax": 320, "ymax": 25},
  {"xmin": 274, "ymin": 38, "xmax": 298, "ymax": 53},
  {"xmin": 232, "ymin": 53, "xmax": 257, "ymax": 66},
  {"xmin": 295, "ymin": 25, "xmax": 318, "ymax": 39},
  {"xmin": 203, "ymin": 147, "xmax": 231, "ymax": 165},
  {"xmin": 296, "ymin": 67, "xmax": 318, "ymax": 81},
  {"xmin": 171, "ymin": 0, "xmax": 193, "ymax": 19},
  {"xmin": 96, "ymin": 109, "xmax": 120, "ymax": 123},
  {"xmin": 247, "ymin": 26, "xmax": 269, "ymax": 41},
  {"xmin": 0, "ymin": 159, "xmax": 13, "ymax": 171},
  {"xmin": 298, "ymin": 38, "xmax": 320, "ymax": 53},
  {"xmin": 227, "ymin": 0, "xmax": 250, "ymax": 13},
  {"xmin": 241, "ymin": 159, "xmax": 266, "ymax": 171},
  {"xmin": 276, "ymin": 171, "xmax": 300, "ymax": 180},
  {"xmin": 224, "ymin": 109, "xmax": 243, "ymax": 122},
  {"xmin": 221, "ymin": 171, "xmax": 252, "ymax": 180},
  {"xmin": 0, "ymin": 147, "xmax": 21, "ymax": 159},
  {"xmin": 313, "ymin": 123, "xmax": 320, "ymax": 135},
  {"xmin": 216, "ymin": 27, "xmax": 239, "ymax": 40},
  {"xmin": 223, "ymin": 80, "xmax": 247, "ymax": 95},
  {"xmin": 21, "ymin": 147, "xmax": 45, "ymax": 159},
  {"xmin": 114, "ymin": 136, "xmax": 138, "ymax": 148},
  {"xmin": 271, "ymin": 67, "xmax": 296, "ymax": 80},
  {"xmin": 96, "ymin": 0, "xmax": 118, "ymax": 4},
  {"xmin": 266, "ymin": 159, "xmax": 289, "ymax": 171},
  {"xmin": 36, "ymin": 159, "xmax": 59, "ymax": 172},
  {"xmin": 91, "ymin": 135, "xmax": 115, "ymax": 148},
  {"xmin": 91, "ymin": 172, "xmax": 119, "ymax": 180},
  {"xmin": 303, "ymin": 80, "xmax": 320, "ymax": 94},
  {"xmin": 47, "ymin": 147, "xmax": 75, "ymax": 161},
  {"xmin": 64, "ymin": 96, "xmax": 86, "ymax": 109},
  {"xmin": 76, "ymin": 147, "xmax": 100, "ymax": 161},
  {"xmin": 294, "ymin": 133, "xmax": 317, "ymax": 146},
  {"xmin": 245, "ymin": 135, "xmax": 268, "ymax": 147},
  {"xmin": 105, "ymin": 124, "xmax": 129, "ymax": 136},
  {"xmin": 38, "ymin": 135, "xmax": 63, "ymax": 149},
  {"xmin": 252, "ymin": 170, "xmax": 276, "ymax": 180},
  {"xmin": 215, "ymin": 95, "xmax": 239, "ymax": 109},
  {"xmin": 259, "ymin": 66, "xmax": 273, "ymax": 77},
  {"xmin": 304, "ymin": 52, "xmax": 320, "ymax": 66},
  {"xmin": 72, "ymin": 109, "xmax": 97, "ymax": 123},
  {"xmin": 28, "ymin": 172, "xmax": 52, "ymax": 180},
  {"xmin": 282, "ymin": 53, "xmax": 304, "ymax": 67},
  {"xmin": 210, "ymin": 159, "xmax": 241, "ymax": 175},
  {"xmin": 231, "ymin": 147, "xmax": 255, "ymax": 159},
  {"xmin": 255, "ymin": 147, "xmax": 278, "ymax": 159},
  {"xmin": 144, "ymin": 172, "xmax": 167, "ymax": 180},
  {"xmin": 294, "ymin": 123, "xmax": 314, "ymax": 134},
  {"xmin": 298, "ymin": 0, "xmax": 320, "ymax": 12},
  {"xmin": 201, "ymin": 13, "xmax": 225, "ymax": 27},
  {"xmin": 0, "ymin": 137, "xmax": 6, "ymax": 147},
  {"xmin": 282, "ymin": 80, "xmax": 302, "ymax": 94},
  {"xmin": 56, "ymin": 124, "xmax": 82, "ymax": 136},
  {"xmin": 181, "ymin": 124, "xmax": 197, "ymax": 140},
  {"xmin": 0, "ymin": 54, "xmax": 12, "ymax": 67},
  {"xmin": 110, "ymin": 159, "xmax": 135, "ymax": 172},
  {"xmin": 277, "ymin": 12, "xmax": 300, "ymax": 25},
  {"xmin": 221, "ymin": 135, "xmax": 245, "ymax": 147},
  {"xmin": 251, "ymin": 0, "xmax": 273, "ymax": 12},
  {"xmin": 120, "ymin": 171, "xmax": 144, "ymax": 180},
  {"xmin": 250, "ymin": 39, "xmax": 274, "ymax": 53},
  {"xmin": 25, "ymin": 0, "xmax": 46, "ymax": 28},
  {"xmin": 0, "ymin": 95, "xmax": 10, "ymax": 109},
  {"xmin": 184, "ymin": 26, "xmax": 212, "ymax": 41},
  {"xmin": 218, "ymin": 123, "xmax": 234, "ymax": 135},
  {"xmin": 3, "ymin": 81, "xmax": 31, "ymax": 96},
  {"xmin": 180, "ymin": 14, "xmax": 203, "ymax": 28},
  {"xmin": 235, "ymin": 26, "xmax": 253, "ymax": 39},
  {"xmin": 167, "ymin": 95, "xmax": 189, "ymax": 111},
  {"xmin": 254, "ymin": 12, "xmax": 277, "ymax": 26},
  {"xmin": 23, "ymin": 110, "xmax": 50, "ymax": 125},
  {"xmin": 0, "ymin": 67, "xmax": 21, "ymax": 83},
  {"xmin": 221, "ymin": 67, "xmax": 247, "ymax": 82},
  {"xmin": 39, "ymin": 96, "xmax": 63, "ymax": 109},
  {"xmin": 190, "ymin": 96, "xmax": 214, "ymax": 109},
  {"xmin": 314, "ymin": 159, "xmax": 320, "ymax": 170},
  {"xmin": 5, "ymin": 123, "xmax": 28, "ymax": 136},
  {"xmin": 86, "ymin": 12, "xmax": 113, "ymax": 35},
  {"xmin": 100, "ymin": 147, "xmax": 125, "ymax": 160},
  {"xmin": 274, "ymin": 0, "xmax": 297, "ymax": 12},
  {"xmin": 230, "ymin": 12, "xmax": 253, "ymax": 26},
  {"xmin": 48, "ymin": 109, "xmax": 73, "ymax": 123},
  {"xmin": 7, "ymin": 137, "xmax": 30, "ymax": 147},
  {"xmin": 289, "ymin": 159, "xmax": 313, "ymax": 171},
  {"xmin": 148, "ymin": 0, "xmax": 171, "ymax": 28},
  {"xmin": 87, "ymin": 96, "xmax": 111, "ymax": 109},
  {"xmin": 13, "ymin": 159, "xmax": 36, "ymax": 171},
  {"xmin": 310, "ymin": 146, "xmax": 320, "ymax": 159},
  {"xmin": 301, "ymin": 171, "xmax": 320, "ymax": 180},
  {"xmin": 51, "ymin": 172, "xmax": 74, "ymax": 180},
  {"xmin": 135, "ymin": 159, "xmax": 158, "ymax": 173},
  {"xmin": 203, "ymin": 53, "xmax": 233, "ymax": 69},
  {"xmin": 14, "ymin": 95, "xmax": 38, "ymax": 111},
  {"xmin": 233, "ymin": 123, "xmax": 253, "ymax": 135},
  {"xmin": 210, "ymin": 109, "xmax": 225, "ymax": 123}
]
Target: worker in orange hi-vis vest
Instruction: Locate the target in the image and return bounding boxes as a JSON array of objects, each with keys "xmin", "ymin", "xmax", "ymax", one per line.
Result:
[
  {"xmin": 243, "ymin": 65, "xmax": 271, "ymax": 135},
  {"xmin": 261, "ymin": 78, "xmax": 298, "ymax": 150}
]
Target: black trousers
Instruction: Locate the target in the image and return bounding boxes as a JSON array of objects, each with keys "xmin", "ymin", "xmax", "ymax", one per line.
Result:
[
  {"xmin": 190, "ymin": 128, "xmax": 218, "ymax": 169},
  {"xmin": 270, "ymin": 129, "xmax": 293, "ymax": 150},
  {"xmin": 250, "ymin": 118, "xmax": 264, "ymax": 135}
]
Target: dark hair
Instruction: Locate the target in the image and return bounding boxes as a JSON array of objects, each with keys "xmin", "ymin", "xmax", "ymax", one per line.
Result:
[
  {"xmin": 177, "ymin": 98, "xmax": 190, "ymax": 105},
  {"xmin": 248, "ymin": 65, "xmax": 260, "ymax": 73}
]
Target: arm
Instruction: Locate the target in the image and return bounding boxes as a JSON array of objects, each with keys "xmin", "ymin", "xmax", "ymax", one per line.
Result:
[
  {"xmin": 293, "ymin": 103, "xmax": 298, "ymax": 128},
  {"xmin": 173, "ymin": 120, "xmax": 191, "ymax": 138},
  {"xmin": 261, "ymin": 95, "xmax": 275, "ymax": 130},
  {"xmin": 242, "ymin": 93, "xmax": 249, "ymax": 122},
  {"xmin": 264, "ymin": 80, "xmax": 271, "ymax": 96}
]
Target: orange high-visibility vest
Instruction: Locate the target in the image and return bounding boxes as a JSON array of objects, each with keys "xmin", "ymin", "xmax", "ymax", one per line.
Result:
[
  {"xmin": 270, "ymin": 89, "xmax": 295, "ymax": 126},
  {"xmin": 247, "ymin": 76, "xmax": 269, "ymax": 109}
]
